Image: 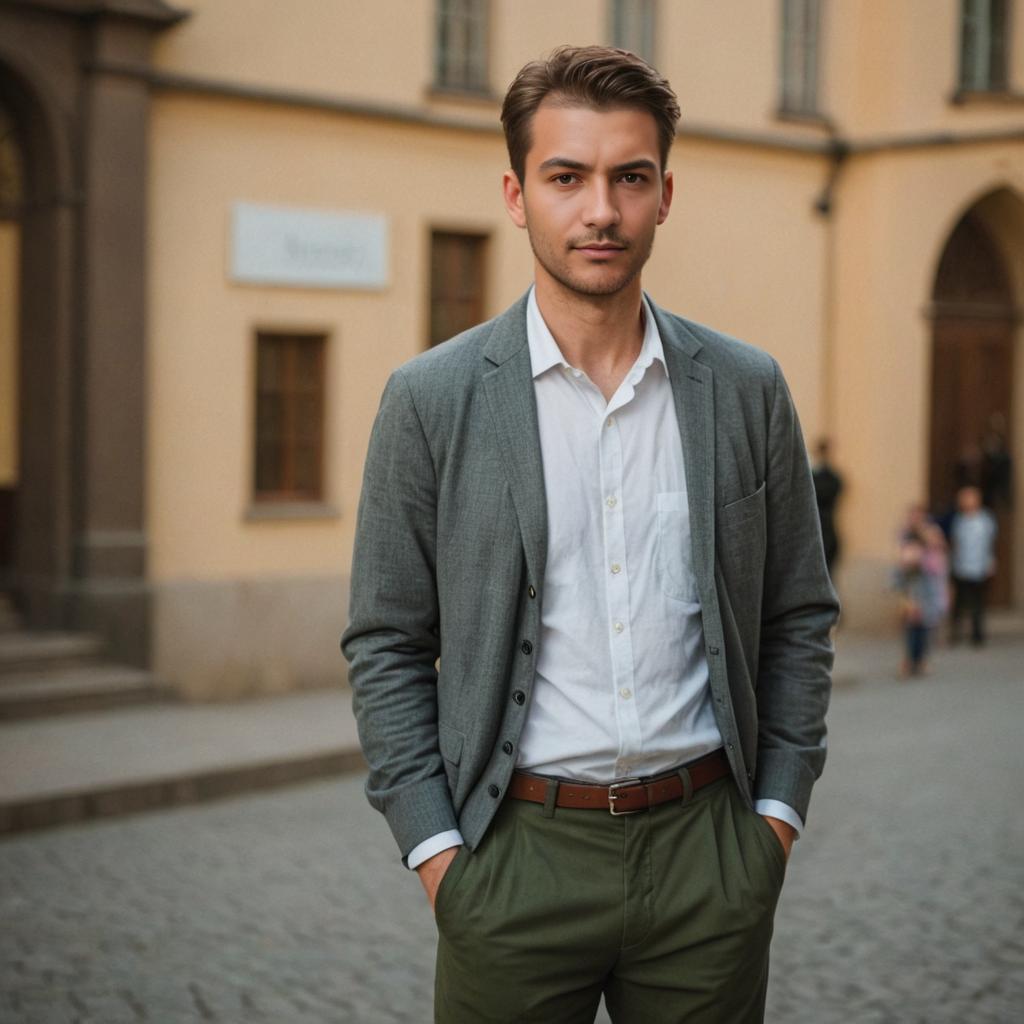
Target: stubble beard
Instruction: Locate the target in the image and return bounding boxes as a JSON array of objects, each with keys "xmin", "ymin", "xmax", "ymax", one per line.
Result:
[{"xmin": 525, "ymin": 223, "xmax": 656, "ymax": 299}]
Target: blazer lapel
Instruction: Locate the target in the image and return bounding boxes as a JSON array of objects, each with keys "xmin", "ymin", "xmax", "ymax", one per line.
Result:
[
  {"xmin": 482, "ymin": 297, "xmax": 549, "ymax": 596},
  {"xmin": 651, "ymin": 301, "xmax": 717, "ymax": 592}
]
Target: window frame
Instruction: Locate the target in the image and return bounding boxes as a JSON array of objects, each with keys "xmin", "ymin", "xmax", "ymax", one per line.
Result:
[
  {"xmin": 434, "ymin": 0, "xmax": 491, "ymax": 96},
  {"xmin": 958, "ymin": 0, "xmax": 1012, "ymax": 94},
  {"xmin": 779, "ymin": 0, "xmax": 823, "ymax": 119},
  {"xmin": 608, "ymin": 0, "xmax": 658, "ymax": 65},
  {"xmin": 252, "ymin": 330, "xmax": 328, "ymax": 505},
  {"xmin": 428, "ymin": 229, "xmax": 489, "ymax": 349}
]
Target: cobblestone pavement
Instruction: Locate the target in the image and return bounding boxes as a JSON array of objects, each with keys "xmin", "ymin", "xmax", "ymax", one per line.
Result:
[{"xmin": 2, "ymin": 635, "xmax": 1022, "ymax": 1023}]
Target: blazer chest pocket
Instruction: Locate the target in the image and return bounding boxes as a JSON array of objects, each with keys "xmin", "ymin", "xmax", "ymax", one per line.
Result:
[{"xmin": 657, "ymin": 491, "xmax": 699, "ymax": 604}]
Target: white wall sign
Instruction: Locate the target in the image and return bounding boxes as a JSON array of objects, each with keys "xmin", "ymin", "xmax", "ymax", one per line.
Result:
[{"xmin": 230, "ymin": 202, "xmax": 389, "ymax": 289}]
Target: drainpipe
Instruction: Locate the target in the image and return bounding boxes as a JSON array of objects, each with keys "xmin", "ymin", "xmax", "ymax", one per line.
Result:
[{"xmin": 813, "ymin": 134, "xmax": 850, "ymax": 444}]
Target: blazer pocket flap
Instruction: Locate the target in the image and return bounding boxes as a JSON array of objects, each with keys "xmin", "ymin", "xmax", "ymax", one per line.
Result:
[
  {"xmin": 438, "ymin": 722, "xmax": 464, "ymax": 765},
  {"xmin": 720, "ymin": 482, "xmax": 766, "ymax": 526}
]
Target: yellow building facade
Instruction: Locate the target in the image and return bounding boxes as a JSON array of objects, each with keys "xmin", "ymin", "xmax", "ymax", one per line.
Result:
[{"xmin": 1, "ymin": 0, "xmax": 1023, "ymax": 696}]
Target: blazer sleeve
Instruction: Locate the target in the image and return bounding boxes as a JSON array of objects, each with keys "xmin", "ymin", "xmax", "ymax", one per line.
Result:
[
  {"xmin": 341, "ymin": 369, "xmax": 458, "ymax": 860},
  {"xmin": 754, "ymin": 358, "xmax": 841, "ymax": 823}
]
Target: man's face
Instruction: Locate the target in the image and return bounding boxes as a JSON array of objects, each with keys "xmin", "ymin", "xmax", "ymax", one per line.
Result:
[
  {"xmin": 503, "ymin": 100, "xmax": 673, "ymax": 298},
  {"xmin": 958, "ymin": 486, "xmax": 982, "ymax": 513}
]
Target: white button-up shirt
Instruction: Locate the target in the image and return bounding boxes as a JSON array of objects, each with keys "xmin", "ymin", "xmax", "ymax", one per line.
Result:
[
  {"xmin": 407, "ymin": 289, "xmax": 801, "ymax": 868},
  {"xmin": 516, "ymin": 288, "xmax": 721, "ymax": 781}
]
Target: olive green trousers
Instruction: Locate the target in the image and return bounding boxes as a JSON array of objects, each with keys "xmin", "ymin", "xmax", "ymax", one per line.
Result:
[{"xmin": 433, "ymin": 776, "xmax": 787, "ymax": 1023}]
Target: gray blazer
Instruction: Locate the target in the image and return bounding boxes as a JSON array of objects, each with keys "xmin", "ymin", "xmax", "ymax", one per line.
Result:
[{"xmin": 342, "ymin": 293, "xmax": 839, "ymax": 862}]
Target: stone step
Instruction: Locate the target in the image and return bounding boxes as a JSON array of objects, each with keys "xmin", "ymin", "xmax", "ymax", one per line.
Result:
[
  {"xmin": 0, "ymin": 664, "xmax": 174, "ymax": 720},
  {"xmin": 0, "ymin": 688, "xmax": 362, "ymax": 834},
  {"xmin": 0, "ymin": 631, "xmax": 107, "ymax": 673}
]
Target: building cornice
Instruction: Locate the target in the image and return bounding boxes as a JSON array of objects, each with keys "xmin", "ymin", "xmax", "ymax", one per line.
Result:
[
  {"xmin": 87, "ymin": 60, "xmax": 1024, "ymax": 159},
  {"xmin": 4, "ymin": 0, "xmax": 187, "ymax": 25},
  {"xmin": 86, "ymin": 60, "xmax": 511, "ymax": 138}
]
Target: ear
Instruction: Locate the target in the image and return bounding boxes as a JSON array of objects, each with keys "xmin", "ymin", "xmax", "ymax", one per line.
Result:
[
  {"xmin": 503, "ymin": 170, "xmax": 527, "ymax": 229},
  {"xmin": 656, "ymin": 169, "xmax": 674, "ymax": 225}
]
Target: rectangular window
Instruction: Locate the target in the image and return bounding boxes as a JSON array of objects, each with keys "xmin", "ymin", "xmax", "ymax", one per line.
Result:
[
  {"xmin": 960, "ymin": 0, "xmax": 1010, "ymax": 92},
  {"xmin": 609, "ymin": 0, "xmax": 657, "ymax": 64},
  {"xmin": 435, "ymin": 0, "xmax": 490, "ymax": 94},
  {"xmin": 429, "ymin": 232, "xmax": 487, "ymax": 347},
  {"xmin": 780, "ymin": 0, "xmax": 822, "ymax": 115},
  {"xmin": 254, "ymin": 332, "xmax": 325, "ymax": 501}
]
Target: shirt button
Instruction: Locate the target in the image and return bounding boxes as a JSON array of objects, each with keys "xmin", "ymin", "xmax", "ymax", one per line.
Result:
[
  {"xmin": 512, "ymin": 690, "xmax": 526, "ymax": 705},
  {"xmin": 619, "ymin": 687, "xmax": 632, "ymax": 700},
  {"xmin": 606, "ymin": 417, "xmax": 615, "ymax": 428},
  {"xmin": 520, "ymin": 640, "xmax": 533, "ymax": 655},
  {"xmin": 572, "ymin": 369, "xmax": 582, "ymax": 378},
  {"xmin": 605, "ymin": 496, "xmax": 617, "ymax": 508},
  {"xmin": 611, "ymin": 563, "xmax": 621, "ymax": 574},
  {"xmin": 502, "ymin": 741, "xmax": 514, "ymax": 755},
  {"xmin": 488, "ymin": 784, "xmax": 500, "ymax": 798},
  {"xmin": 613, "ymin": 621, "xmax": 624, "ymax": 634}
]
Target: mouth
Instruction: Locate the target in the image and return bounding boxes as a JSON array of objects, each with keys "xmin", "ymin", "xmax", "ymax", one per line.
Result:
[{"xmin": 574, "ymin": 243, "xmax": 626, "ymax": 257}]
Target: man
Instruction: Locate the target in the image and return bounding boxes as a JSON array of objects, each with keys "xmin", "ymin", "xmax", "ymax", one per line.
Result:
[
  {"xmin": 949, "ymin": 484, "xmax": 997, "ymax": 647},
  {"xmin": 343, "ymin": 46, "xmax": 838, "ymax": 1023},
  {"xmin": 811, "ymin": 437, "xmax": 844, "ymax": 577}
]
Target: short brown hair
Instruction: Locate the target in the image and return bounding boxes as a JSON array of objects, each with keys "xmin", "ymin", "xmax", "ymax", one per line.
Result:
[{"xmin": 500, "ymin": 46, "xmax": 681, "ymax": 185}]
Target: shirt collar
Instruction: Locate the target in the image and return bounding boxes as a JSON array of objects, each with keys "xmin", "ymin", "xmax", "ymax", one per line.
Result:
[{"xmin": 526, "ymin": 286, "xmax": 668, "ymax": 381}]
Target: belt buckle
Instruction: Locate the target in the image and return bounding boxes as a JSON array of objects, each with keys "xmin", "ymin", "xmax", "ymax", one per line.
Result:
[{"xmin": 608, "ymin": 778, "xmax": 644, "ymax": 815}]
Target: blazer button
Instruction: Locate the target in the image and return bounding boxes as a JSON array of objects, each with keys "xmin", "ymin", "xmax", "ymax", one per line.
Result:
[
  {"xmin": 488, "ymin": 784, "xmax": 500, "ymax": 798},
  {"xmin": 502, "ymin": 741, "xmax": 513, "ymax": 755},
  {"xmin": 528, "ymin": 585, "xmax": 536, "ymax": 599},
  {"xmin": 520, "ymin": 640, "xmax": 533, "ymax": 655},
  {"xmin": 512, "ymin": 690, "xmax": 526, "ymax": 705},
  {"xmin": 709, "ymin": 646, "xmax": 720, "ymax": 655}
]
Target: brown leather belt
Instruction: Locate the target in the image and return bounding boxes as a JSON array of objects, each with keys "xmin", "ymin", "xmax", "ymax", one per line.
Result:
[{"xmin": 508, "ymin": 748, "xmax": 731, "ymax": 815}]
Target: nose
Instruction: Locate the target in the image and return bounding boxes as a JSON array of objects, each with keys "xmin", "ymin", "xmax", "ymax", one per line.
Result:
[{"xmin": 582, "ymin": 180, "xmax": 619, "ymax": 231}]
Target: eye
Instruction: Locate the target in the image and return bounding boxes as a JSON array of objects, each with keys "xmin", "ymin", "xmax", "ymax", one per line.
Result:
[
  {"xmin": 553, "ymin": 173, "xmax": 578, "ymax": 185},
  {"xmin": 620, "ymin": 172, "xmax": 645, "ymax": 184}
]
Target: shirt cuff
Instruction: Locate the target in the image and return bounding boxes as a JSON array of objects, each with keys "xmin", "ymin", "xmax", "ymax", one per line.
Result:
[
  {"xmin": 406, "ymin": 829, "xmax": 465, "ymax": 870},
  {"xmin": 753, "ymin": 799, "xmax": 804, "ymax": 839}
]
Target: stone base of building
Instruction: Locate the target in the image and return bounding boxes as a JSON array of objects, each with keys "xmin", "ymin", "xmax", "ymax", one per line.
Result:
[{"xmin": 153, "ymin": 573, "xmax": 349, "ymax": 701}]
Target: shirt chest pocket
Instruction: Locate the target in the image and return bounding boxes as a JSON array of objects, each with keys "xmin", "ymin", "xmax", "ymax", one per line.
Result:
[{"xmin": 657, "ymin": 491, "xmax": 699, "ymax": 604}]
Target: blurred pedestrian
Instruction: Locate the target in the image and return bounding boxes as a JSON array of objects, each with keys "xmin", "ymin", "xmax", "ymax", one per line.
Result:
[
  {"xmin": 949, "ymin": 485, "xmax": 997, "ymax": 646},
  {"xmin": 812, "ymin": 438, "xmax": 844, "ymax": 576},
  {"xmin": 892, "ymin": 525, "xmax": 948, "ymax": 677},
  {"xmin": 893, "ymin": 536, "xmax": 931, "ymax": 677},
  {"xmin": 899, "ymin": 501, "xmax": 931, "ymax": 544},
  {"xmin": 921, "ymin": 523, "xmax": 951, "ymax": 631}
]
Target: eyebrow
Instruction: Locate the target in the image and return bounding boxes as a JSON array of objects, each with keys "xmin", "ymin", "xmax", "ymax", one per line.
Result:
[{"xmin": 537, "ymin": 157, "xmax": 659, "ymax": 174}]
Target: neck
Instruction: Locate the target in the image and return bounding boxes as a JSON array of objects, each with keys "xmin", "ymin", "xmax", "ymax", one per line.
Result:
[{"xmin": 533, "ymin": 270, "xmax": 645, "ymax": 388}]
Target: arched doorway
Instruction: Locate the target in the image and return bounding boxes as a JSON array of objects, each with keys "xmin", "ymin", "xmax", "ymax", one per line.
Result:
[
  {"xmin": 0, "ymin": 55, "xmax": 72, "ymax": 631},
  {"xmin": 0, "ymin": 1, "xmax": 185, "ymax": 665},
  {"xmin": 929, "ymin": 201, "xmax": 1019, "ymax": 605}
]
